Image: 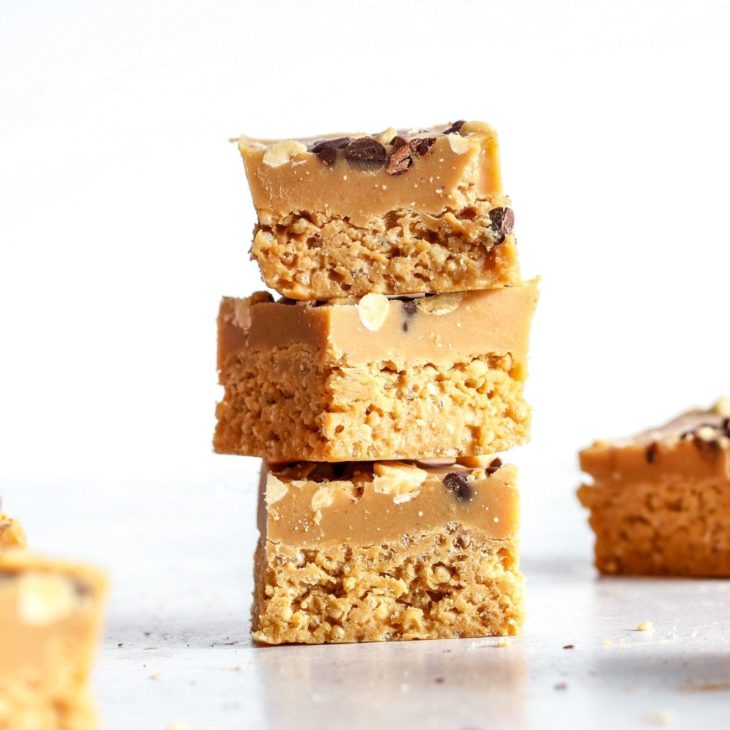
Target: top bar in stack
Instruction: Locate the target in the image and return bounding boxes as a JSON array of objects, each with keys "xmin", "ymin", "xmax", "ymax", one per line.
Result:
[{"xmin": 236, "ymin": 121, "xmax": 518, "ymax": 300}]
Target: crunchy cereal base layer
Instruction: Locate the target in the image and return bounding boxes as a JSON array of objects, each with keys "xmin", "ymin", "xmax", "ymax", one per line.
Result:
[
  {"xmin": 0, "ymin": 685, "xmax": 97, "ymax": 730},
  {"xmin": 578, "ymin": 476, "xmax": 730, "ymax": 576},
  {"xmin": 252, "ymin": 526, "xmax": 523, "ymax": 644},
  {"xmin": 214, "ymin": 345, "xmax": 529, "ymax": 461},
  {"xmin": 252, "ymin": 198, "xmax": 519, "ymax": 300}
]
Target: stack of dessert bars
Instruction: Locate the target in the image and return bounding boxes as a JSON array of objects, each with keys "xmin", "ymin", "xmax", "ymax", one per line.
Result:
[{"xmin": 215, "ymin": 121, "xmax": 538, "ymax": 644}]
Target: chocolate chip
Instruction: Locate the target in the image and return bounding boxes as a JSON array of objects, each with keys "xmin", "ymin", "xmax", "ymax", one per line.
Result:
[
  {"xmin": 386, "ymin": 136, "xmax": 414, "ymax": 176},
  {"xmin": 310, "ymin": 137, "xmax": 351, "ymax": 166},
  {"xmin": 562, "ymin": 644, "xmax": 575, "ymax": 650},
  {"xmin": 488, "ymin": 207, "xmax": 515, "ymax": 244},
  {"xmin": 443, "ymin": 472, "xmax": 474, "ymax": 501},
  {"xmin": 402, "ymin": 299, "xmax": 418, "ymax": 316},
  {"xmin": 645, "ymin": 443, "xmax": 658, "ymax": 464},
  {"xmin": 401, "ymin": 298, "xmax": 418, "ymax": 332},
  {"xmin": 443, "ymin": 120, "xmax": 466, "ymax": 135},
  {"xmin": 410, "ymin": 137, "xmax": 436, "ymax": 156},
  {"xmin": 485, "ymin": 457, "xmax": 503, "ymax": 476},
  {"xmin": 345, "ymin": 137, "xmax": 387, "ymax": 166}
]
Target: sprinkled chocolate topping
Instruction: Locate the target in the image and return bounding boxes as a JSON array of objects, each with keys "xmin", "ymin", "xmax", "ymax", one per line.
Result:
[
  {"xmin": 443, "ymin": 472, "xmax": 474, "ymax": 502},
  {"xmin": 345, "ymin": 137, "xmax": 387, "ymax": 166},
  {"xmin": 488, "ymin": 207, "xmax": 515, "ymax": 244},
  {"xmin": 443, "ymin": 120, "xmax": 466, "ymax": 135},
  {"xmin": 310, "ymin": 137, "xmax": 351, "ymax": 166},
  {"xmin": 386, "ymin": 136, "xmax": 414, "ymax": 176},
  {"xmin": 410, "ymin": 137, "xmax": 436, "ymax": 156}
]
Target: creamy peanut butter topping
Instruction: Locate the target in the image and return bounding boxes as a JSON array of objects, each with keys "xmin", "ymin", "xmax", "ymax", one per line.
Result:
[
  {"xmin": 261, "ymin": 460, "xmax": 517, "ymax": 547},
  {"xmin": 580, "ymin": 400, "xmax": 730, "ymax": 479},
  {"xmin": 236, "ymin": 121, "xmax": 502, "ymax": 226},
  {"xmin": 218, "ymin": 281, "xmax": 537, "ymax": 370},
  {"xmin": 0, "ymin": 552, "xmax": 107, "ymax": 680}
]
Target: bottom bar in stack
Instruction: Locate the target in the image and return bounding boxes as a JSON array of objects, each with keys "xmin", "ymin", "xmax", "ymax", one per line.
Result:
[{"xmin": 253, "ymin": 459, "xmax": 523, "ymax": 645}]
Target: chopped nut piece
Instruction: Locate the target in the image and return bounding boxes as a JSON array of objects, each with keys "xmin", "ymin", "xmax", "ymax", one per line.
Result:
[
  {"xmin": 447, "ymin": 133, "xmax": 470, "ymax": 154},
  {"xmin": 416, "ymin": 292, "xmax": 464, "ymax": 315},
  {"xmin": 373, "ymin": 462, "xmax": 428, "ymax": 499},
  {"xmin": 265, "ymin": 475, "xmax": 288, "ymax": 507},
  {"xmin": 17, "ymin": 573, "xmax": 78, "ymax": 626},
  {"xmin": 712, "ymin": 397, "xmax": 730, "ymax": 417},
  {"xmin": 262, "ymin": 139, "xmax": 307, "ymax": 168},
  {"xmin": 375, "ymin": 127, "xmax": 398, "ymax": 145},
  {"xmin": 357, "ymin": 292, "xmax": 390, "ymax": 331}
]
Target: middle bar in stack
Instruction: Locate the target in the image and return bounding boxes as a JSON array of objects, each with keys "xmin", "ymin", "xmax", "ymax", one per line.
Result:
[{"xmin": 219, "ymin": 120, "xmax": 537, "ymax": 644}]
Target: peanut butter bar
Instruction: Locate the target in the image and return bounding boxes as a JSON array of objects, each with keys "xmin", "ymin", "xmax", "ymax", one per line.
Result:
[
  {"xmin": 0, "ymin": 512, "xmax": 26, "ymax": 551},
  {"xmin": 236, "ymin": 121, "xmax": 519, "ymax": 300},
  {"xmin": 0, "ymin": 552, "xmax": 107, "ymax": 730},
  {"xmin": 214, "ymin": 282, "xmax": 537, "ymax": 461},
  {"xmin": 253, "ymin": 458, "xmax": 523, "ymax": 644},
  {"xmin": 578, "ymin": 399, "xmax": 730, "ymax": 576}
]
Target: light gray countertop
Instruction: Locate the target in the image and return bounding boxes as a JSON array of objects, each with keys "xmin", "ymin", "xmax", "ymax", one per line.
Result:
[{"xmin": 9, "ymin": 459, "xmax": 730, "ymax": 730}]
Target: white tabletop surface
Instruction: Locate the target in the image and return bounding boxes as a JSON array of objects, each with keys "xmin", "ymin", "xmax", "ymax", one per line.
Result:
[{"xmin": 8, "ymin": 457, "xmax": 730, "ymax": 730}]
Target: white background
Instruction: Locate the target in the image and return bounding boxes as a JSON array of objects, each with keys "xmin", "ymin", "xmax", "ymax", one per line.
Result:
[{"xmin": 2, "ymin": 2, "xmax": 730, "ymax": 729}]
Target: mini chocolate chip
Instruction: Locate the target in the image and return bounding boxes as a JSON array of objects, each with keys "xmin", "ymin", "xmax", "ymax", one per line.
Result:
[
  {"xmin": 485, "ymin": 457, "xmax": 503, "ymax": 476},
  {"xmin": 410, "ymin": 137, "xmax": 436, "ymax": 156},
  {"xmin": 310, "ymin": 137, "xmax": 351, "ymax": 167},
  {"xmin": 488, "ymin": 207, "xmax": 515, "ymax": 244},
  {"xmin": 645, "ymin": 442, "xmax": 658, "ymax": 464},
  {"xmin": 401, "ymin": 299, "xmax": 418, "ymax": 331},
  {"xmin": 562, "ymin": 644, "xmax": 575, "ymax": 650},
  {"xmin": 443, "ymin": 472, "xmax": 474, "ymax": 501},
  {"xmin": 443, "ymin": 120, "xmax": 466, "ymax": 135},
  {"xmin": 345, "ymin": 137, "xmax": 387, "ymax": 166},
  {"xmin": 386, "ymin": 138, "xmax": 414, "ymax": 175},
  {"xmin": 402, "ymin": 299, "xmax": 418, "ymax": 316}
]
